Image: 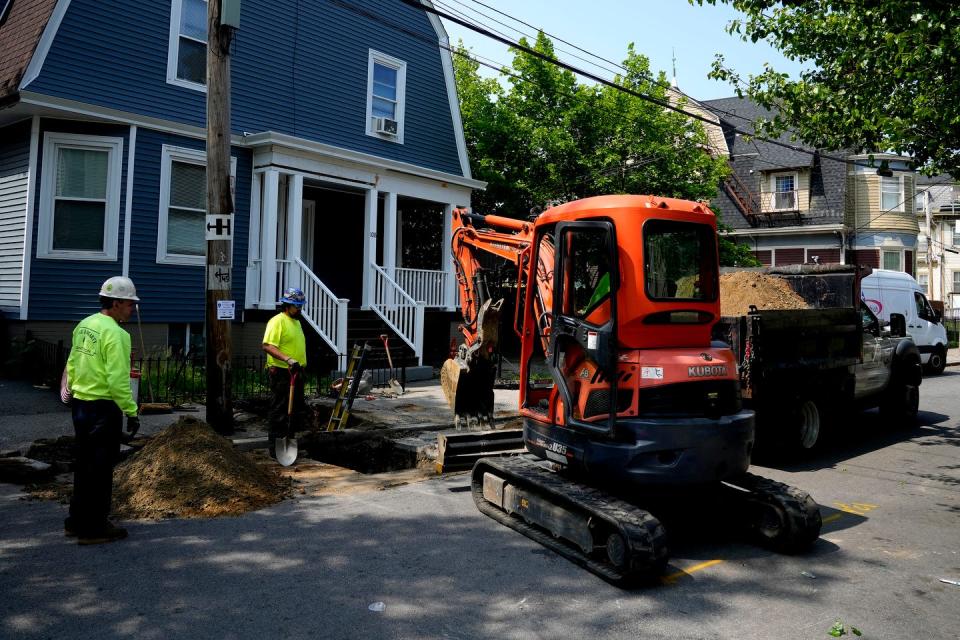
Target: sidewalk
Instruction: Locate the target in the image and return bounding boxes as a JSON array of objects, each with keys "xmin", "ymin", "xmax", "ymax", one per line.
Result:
[{"xmin": 947, "ymin": 346, "xmax": 960, "ymax": 367}]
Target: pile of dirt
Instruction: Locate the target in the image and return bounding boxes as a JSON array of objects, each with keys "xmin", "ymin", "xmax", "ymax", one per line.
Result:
[
  {"xmin": 112, "ymin": 417, "xmax": 290, "ymax": 519},
  {"xmin": 720, "ymin": 272, "xmax": 810, "ymax": 316}
]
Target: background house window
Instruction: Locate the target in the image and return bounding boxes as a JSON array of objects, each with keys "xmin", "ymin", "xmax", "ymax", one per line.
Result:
[
  {"xmin": 157, "ymin": 146, "xmax": 234, "ymax": 264},
  {"xmin": 366, "ymin": 50, "xmax": 406, "ymax": 142},
  {"xmin": 953, "ymin": 220, "xmax": 960, "ymax": 247},
  {"xmin": 882, "ymin": 249, "xmax": 902, "ymax": 271},
  {"xmin": 37, "ymin": 133, "xmax": 123, "ymax": 260},
  {"xmin": 168, "ymin": 0, "xmax": 207, "ymax": 88},
  {"xmin": 773, "ymin": 174, "xmax": 796, "ymax": 210},
  {"xmin": 880, "ymin": 176, "xmax": 903, "ymax": 212},
  {"xmin": 918, "ymin": 273, "xmax": 929, "ymax": 288},
  {"xmin": 953, "ymin": 271, "xmax": 960, "ymax": 294}
]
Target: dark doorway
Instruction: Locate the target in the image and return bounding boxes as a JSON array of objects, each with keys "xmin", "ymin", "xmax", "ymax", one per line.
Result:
[{"xmin": 306, "ymin": 185, "xmax": 369, "ymax": 307}]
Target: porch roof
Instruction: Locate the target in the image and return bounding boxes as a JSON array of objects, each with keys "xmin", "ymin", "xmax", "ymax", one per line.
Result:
[{"xmin": 243, "ymin": 130, "xmax": 487, "ymax": 192}]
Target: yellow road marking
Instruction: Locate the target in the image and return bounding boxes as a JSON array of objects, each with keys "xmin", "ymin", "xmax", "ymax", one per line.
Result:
[
  {"xmin": 662, "ymin": 559, "xmax": 724, "ymax": 584},
  {"xmin": 822, "ymin": 513, "xmax": 843, "ymax": 524},
  {"xmin": 833, "ymin": 501, "xmax": 878, "ymax": 516}
]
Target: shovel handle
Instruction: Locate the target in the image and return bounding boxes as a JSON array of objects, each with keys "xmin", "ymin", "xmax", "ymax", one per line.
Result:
[
  {"xmin": 287, "ymin": 371, "xmax": 297, "ymax": 416},
  {"xmin": 380, "ymin": 334, "xmax": 396, "ymax": 370}
]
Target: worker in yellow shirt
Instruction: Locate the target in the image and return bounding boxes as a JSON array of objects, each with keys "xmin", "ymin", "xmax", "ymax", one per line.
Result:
[
  {"xmin": 262, "ymin": 287, "xmax": 307, "ymax": 459},
  {"xmin": 65, "ymin": 276, "xmax": 141, "ymax": 545}
]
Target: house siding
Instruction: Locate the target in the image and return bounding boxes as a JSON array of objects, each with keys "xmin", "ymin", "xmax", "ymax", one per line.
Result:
[
  {"xmin": 26, "ymin": 121, "xmax": 251, "ymax": 323},
  {"xmin": 126, "ymin": 129, "xmax": 251, "ymax": 324},
  {"xmin": 27, "ymin": 0, "xmax": 463, "ymax": 176},
  {"xmin": 773, "ymin": 248, "xmax": 805, "ymax": 266},
  {"xmin": 0, "ymin": 120, "xmax": 32, "ymax": 313},
  {"xmin": 28, "ymin": 119, "xmax": 130, "ymax": 321},
  {"xmin": 846, "ymin": 173, "xmax": 919, "ymax": 234}
]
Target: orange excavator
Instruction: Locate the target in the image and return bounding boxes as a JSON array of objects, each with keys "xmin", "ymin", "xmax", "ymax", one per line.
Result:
[{"xmin": 441, "ymin": 194, "xmax": 821, "ymax": 585}]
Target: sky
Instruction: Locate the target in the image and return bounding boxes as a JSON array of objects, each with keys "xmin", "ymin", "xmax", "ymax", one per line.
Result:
[{"xmin": 439, "ymin": 0, "xmax": 808, "ymax": 101}]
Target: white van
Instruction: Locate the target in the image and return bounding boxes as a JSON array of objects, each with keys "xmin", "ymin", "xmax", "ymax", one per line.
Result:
[{"xmin": 861, "ymin": 269, "xmax": 949, "ymax": 374}]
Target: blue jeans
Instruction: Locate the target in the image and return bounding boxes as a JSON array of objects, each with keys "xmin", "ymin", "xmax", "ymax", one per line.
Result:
[{"xmin": 69, "ymin": 399, "xmax": 122, "ymax": 533}]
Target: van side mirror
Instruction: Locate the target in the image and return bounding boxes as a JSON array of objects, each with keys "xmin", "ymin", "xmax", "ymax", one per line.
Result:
[
  {"xmin": 889, "ymin": 313, "xmax": 907, "ymax": 338},
  {"xmin": 933, "ymin": 309, "xmax": 942, "ymax": 323}
]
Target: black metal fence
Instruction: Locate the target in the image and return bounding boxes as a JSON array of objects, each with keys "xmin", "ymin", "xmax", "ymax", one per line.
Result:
[{"xmin": 4, "ymin": 335, "xmax": 417, "ymax": 405}]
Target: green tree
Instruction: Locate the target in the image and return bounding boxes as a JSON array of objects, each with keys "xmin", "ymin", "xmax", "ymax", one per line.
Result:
[
  {"xmin": 692, "ymin": 1, "xmax": 960, "ymax": 177},
  {"xmin": 453, "ymin": 34, "xmax": 752, "ymax": 263}
]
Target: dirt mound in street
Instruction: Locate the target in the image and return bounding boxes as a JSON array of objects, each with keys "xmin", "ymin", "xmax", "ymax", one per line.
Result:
[
  {"xmin": 720, "ymin": 272, "xmax": 810, "ymax": 316},
  {"xmin": 112, "ymin": 417, "xmax": 290, "ymax": 519}
]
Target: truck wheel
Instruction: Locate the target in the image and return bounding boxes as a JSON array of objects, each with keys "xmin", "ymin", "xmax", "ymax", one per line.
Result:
[
  {"xmin": 794, "ymin": 399, "xmax": 821, "ymax": 451},
  {"xmin": 925, "ymin": 346, "xmax": 946, "ymax": 376},
  {"xmin": 880, "ymin": 384, "xmax": 919, "ymax": 427}
]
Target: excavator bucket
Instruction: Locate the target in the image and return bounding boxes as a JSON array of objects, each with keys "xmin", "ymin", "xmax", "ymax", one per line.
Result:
[{"xmin": 441, "ymin": 298, "xmax": 503, "ymax": 429}]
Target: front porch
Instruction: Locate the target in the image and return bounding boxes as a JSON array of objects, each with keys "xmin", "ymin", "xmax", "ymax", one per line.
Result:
[{"xmin": 243, "ymin": 141, "xmax": 475, "ymax": 365}]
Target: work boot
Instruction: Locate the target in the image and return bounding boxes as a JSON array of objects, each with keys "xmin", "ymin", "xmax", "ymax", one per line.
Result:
[
  {"xmin": 77, "ymin": 522, "xmax": 128, "ymax": 546},
  {"xmin": 64, "ymin": 517, "xmax": 77, "ymax": 537}
]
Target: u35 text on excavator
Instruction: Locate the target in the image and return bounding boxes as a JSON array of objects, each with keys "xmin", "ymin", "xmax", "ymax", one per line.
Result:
[{"xmin": 441, "ymin": 194, "xmax": 822, "ymax": 585}]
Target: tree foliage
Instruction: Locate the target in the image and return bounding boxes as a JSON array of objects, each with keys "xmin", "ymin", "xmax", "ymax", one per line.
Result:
[
  {"xmin": 453, "ymin": 34, "xmax": 730, "ymax": 215},
  {"xmin": 693, "ymin": 1, "xmax": 960, "ymax": 177}
]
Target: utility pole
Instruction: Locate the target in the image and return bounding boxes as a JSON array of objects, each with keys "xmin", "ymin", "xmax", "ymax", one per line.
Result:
[
  {"xmin": 925, "ymin": 191, "xmax": 933, "ymax": 300},
  {"xmin": 206, "ymin": 1, "xmax": 240, "ymax": 435}
]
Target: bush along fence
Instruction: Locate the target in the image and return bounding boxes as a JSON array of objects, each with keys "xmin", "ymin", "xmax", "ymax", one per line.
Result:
[{"xmin": 4, "ymin": 334, "xmax": 415, "ymax": 406}]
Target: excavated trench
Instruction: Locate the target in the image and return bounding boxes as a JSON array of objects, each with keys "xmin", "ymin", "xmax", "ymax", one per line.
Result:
[{"xmin": 301, "ymin": 404, "xmax": 430, "ymax": 474}]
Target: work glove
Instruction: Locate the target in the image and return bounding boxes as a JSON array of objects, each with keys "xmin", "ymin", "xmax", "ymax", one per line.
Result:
[
  {"xmin": 126, "ymin": 416, "xmax": 140, "ymax": 438},
  {"xmin": 286, "ymin": 358, "xmax": 302, "ymax": 375}
]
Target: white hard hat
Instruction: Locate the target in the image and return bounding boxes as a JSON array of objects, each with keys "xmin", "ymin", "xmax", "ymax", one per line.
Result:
[{"xmin": 99, "ymin": 276, "xmax": 140, "ymax": 301}]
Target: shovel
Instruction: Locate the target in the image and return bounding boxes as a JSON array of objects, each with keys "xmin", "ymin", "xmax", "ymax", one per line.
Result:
[
  {"xmin": 380, "ymin": 334, "xmax": 404, "ymax": 396},
  {"xmin": 275, "ymin": 371, "xmax": 298, "ymax": 467}
]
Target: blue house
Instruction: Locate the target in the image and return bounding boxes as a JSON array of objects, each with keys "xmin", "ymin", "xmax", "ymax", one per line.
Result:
[{"xmin": 0, "ymin": 0, "xmax": 482, "ymax": 366}]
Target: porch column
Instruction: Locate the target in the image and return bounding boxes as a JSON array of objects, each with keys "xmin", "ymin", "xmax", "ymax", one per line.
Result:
[
  {"xmin": 442, "ymin": 203, "xmax": 456, "ymax": 310},
  {"xmin": 260, "ymin": 170, "xmax": 280, "ymax": 308},
  {"xmin": 362, "ymin": 187, "xmax": 379, "ymax": 308},
  {"xmin": 383, "ymin": 191, "xmax": 398, "ymax": 280},
  {"xmin": 245, "ymin": 172, "xmax": 262, "ymax": 308},
  {"xmin": 286, "ymin": 173, "xmax": 304, "ymax": 288}
]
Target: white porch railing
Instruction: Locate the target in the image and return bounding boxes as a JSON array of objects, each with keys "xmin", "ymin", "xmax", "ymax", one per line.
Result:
[
  {"xmin": 287, "ymin": 259, "xmax": 348, "ymax": 357},
  {"xmin": 395, "ymin": 268, "xmax": 448, "ymax": 308},
  {"xmin": 371, "ymin": 264, "xmax": 425, "ymax": 364}
]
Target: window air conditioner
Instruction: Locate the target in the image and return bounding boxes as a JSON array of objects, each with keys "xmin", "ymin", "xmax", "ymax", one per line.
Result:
[{"xmin": 375, "ymin": 117, "xmax": 398, "ymax": 136}]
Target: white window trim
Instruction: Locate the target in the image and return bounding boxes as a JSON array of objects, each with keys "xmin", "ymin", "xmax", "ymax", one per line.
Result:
[
  {"xmin": 768, "ymin": 171, "xmax": 799, "ymax": 211},
  {"xmin": 157, "ymin": 145, "xmax": 235, "ymax": 265},
  {"xmin": 881, "ymin": 248, "xmax": 904, "ymax": 272},
  {"xmin": 365, "ymin": 49, "xmax": 406, "ymax": 144},
  {"xmin": 166, "ymin": 0, "xmax": 207, "ymax": 93},
  {"xmin": 37, "ymin": 132, "xmax": 123, "ymax": 261},
  {"xmin": 880, "ymin": 174, "xmax": 905, "ymax": 212}
]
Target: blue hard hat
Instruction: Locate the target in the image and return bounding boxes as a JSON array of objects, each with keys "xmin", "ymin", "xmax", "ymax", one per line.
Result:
[{"xmin": 279, "ymin": 287, "xmax": 305, "ymax": 306}]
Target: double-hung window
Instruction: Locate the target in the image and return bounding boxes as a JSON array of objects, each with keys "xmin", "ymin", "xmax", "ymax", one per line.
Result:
[
  {"xmin": 953, "ymin": 270, "xmax": 960, "ymax": 294},
  {"xmin": 882, "ymin": 249, "xmax": 903, "ymax": 271},
  {"xmin": 157, "ymin": 146, "xmax": 235, "ymax": 265},
  {"xmin": 770, "ymin": 172, "xmax": 797, "ymax": 210},
  {"xmin": 167, "ymin": 0, "xmax": 207, "ymax": 90},
  {"xmin": 952, "ymin": 220, "xmax": 960, "ymax": 247},
  {"xmin": 37, "ymin": 133, "xmax": 123, "ymax": 260},
  {"xmin": 366, "ymin": 50, "xmax": 406, "ymax": 143},
  {"xmin": 880, "ymin": 176, "xmax": 904, "ymax": 212}
]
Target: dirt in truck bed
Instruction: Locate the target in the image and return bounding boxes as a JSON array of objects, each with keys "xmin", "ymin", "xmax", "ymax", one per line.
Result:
[{"xmin": 720, "ymin": 272, "xmax": 810, "ymax": 316}]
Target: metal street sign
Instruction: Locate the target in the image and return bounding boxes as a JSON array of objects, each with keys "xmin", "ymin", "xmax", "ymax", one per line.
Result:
[{"xmin": 206, "ymin": 215, "xmax": 233, "ymax": 240}]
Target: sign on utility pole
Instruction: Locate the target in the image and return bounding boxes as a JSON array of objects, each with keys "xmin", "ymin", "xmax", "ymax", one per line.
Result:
[{"xmin": 206, "ymin": 0, "xmax": 239, "ymax": 435}]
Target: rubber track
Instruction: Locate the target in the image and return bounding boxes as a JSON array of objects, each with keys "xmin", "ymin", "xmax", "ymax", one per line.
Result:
[
  {"xmin": 722, "ymin": 472, "xmax": 822, "ymax": 552},
  {"xmin": 472, "ymin": 455, "xmax": 669, "ymax": 586}
]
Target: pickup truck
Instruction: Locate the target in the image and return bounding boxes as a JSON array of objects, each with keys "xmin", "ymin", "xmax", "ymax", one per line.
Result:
[{"xmin": 714, "ymin": 265, "xmax": 922, "ymax": 454}]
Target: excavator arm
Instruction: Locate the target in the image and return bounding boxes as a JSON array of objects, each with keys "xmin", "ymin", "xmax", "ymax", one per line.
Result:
[{"xmin": 442, "ymin": 209, "xmax": 548, "ymax": 427}]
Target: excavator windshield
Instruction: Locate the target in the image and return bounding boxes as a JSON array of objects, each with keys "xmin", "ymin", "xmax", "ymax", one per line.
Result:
[{"xmin": 643, "ymin": 220, "xmax": 718, "ymax": 303}]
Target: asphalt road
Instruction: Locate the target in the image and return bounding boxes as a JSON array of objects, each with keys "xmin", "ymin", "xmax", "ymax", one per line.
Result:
[{"xmin": 0, "ymin": 372, "xmax": 957, "ymax": 639}]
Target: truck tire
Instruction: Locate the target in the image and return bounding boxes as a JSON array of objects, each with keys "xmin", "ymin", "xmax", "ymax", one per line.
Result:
[
  {"xmin": 880, "ymin": 383, "xmax": 919, "ymax": 427},
  {"xmin": 794, "ymin": 399, "xmax": 821, "ymax": 451},
  {"xmin": 925, "ymin": 346, "xmax": 946, "ymax": 376}
]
